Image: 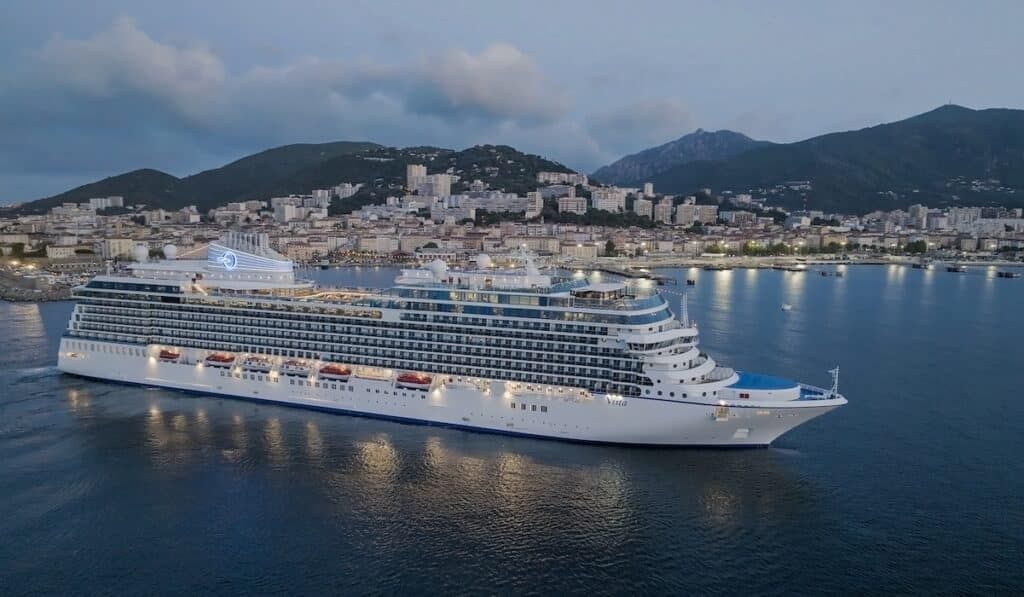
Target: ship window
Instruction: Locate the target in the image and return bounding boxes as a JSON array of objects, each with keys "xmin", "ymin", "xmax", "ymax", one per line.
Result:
[
  {"xmin": 521, "ymin": 404, "xmax": 526, "ymax": 410},
  {"xmin": 541, "ymin": 406, "xmax": 548, "ymax": 413},
  {"xmin": 510, "ymin": 403, "xmax": 516, "ymax": 409},
  {"xmin": 531, "ymin": 405, "xmax": 537, "ymax": 411}
]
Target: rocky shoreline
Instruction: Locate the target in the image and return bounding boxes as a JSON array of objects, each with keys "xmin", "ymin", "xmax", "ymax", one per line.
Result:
[{"xmin": 0, "ymin": 285, "xmax": 72, "ymax": 302}]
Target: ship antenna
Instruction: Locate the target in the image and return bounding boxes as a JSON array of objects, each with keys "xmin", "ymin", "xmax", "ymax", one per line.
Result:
[{"xmin": 828, "ymin": 365, "xmax": 840, "ymax": 396}]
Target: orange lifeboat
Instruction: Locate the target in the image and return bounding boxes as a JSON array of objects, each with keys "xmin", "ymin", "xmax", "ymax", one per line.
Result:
[
  {"xmin": 158, "ymin": 349, "xmax": 180, "ymax": 362},
  {"xmin": 319, "ymin": 364, "xmax": 351, "ymax": 381},
  {"xmin": 204, "ymin": 353, "xmax": 235, "ymax": 368},
  {"xmin": 396, "ymin": 372, "xmax": 432, "ymax": 391}
]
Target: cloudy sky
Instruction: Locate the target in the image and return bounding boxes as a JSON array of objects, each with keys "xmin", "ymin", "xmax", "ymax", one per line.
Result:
[{"xmin": 2, "ymin": 0, "xmax": 1022, "ymax": 203}]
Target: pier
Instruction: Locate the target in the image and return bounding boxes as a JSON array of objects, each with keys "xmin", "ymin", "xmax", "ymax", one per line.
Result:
[{"xmin": 593, "ymin": 266, "xmax": 675, "ymax": 284}]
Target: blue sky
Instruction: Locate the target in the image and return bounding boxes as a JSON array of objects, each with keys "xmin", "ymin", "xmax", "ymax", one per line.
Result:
[{"xmin": 2, "ymin": 0, "xmax": 1023, "ymax": 203}]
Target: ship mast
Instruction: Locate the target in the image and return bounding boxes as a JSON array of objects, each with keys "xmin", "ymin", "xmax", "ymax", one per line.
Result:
[{"xmin": 828, "ymin": 366, "xmax": 840, "ymax": 396}]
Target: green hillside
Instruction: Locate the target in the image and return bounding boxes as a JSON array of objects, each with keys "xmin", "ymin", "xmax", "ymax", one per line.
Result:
[
  {"xmin": 10, "ymin": 141, "xmax": 572, "ymax": 214},
  {"xmin": 646, "ymin": 105, "xmax": 1024, "ymax": 213}
]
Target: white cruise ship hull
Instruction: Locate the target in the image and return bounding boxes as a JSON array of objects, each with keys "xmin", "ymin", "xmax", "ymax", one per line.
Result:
[{"xmin": 58, "ymin": 340, "xmax": 844, "ymax": 447}]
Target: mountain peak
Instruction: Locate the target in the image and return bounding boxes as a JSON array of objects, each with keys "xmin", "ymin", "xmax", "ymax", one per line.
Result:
[
  {"xmin": 592, "ymin": 129, "xmax": 771, "ymax": 185},
  {"xmin": 644, "ymin": 104, "xmax": 1024, "ymax": 213}
]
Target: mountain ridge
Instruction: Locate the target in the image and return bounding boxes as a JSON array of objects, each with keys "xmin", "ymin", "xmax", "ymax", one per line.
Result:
[
  {"xmin": 10, "ymin": 141, "xmax": 572, "ymax": 214},
  {"xmin": 643, "ymin": 105, "xmax": 1024, "ymax": 213},
  {"xmin": 592, "ymin": 129, "xmax": 771, "ymax": 185}
]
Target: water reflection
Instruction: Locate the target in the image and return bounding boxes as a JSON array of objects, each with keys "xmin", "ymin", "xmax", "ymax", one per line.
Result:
[
  {"xmin": 709, "ymin": 270, "xmax": 734, "ymax": 315},
  {"xmin": 781, "ymin": 269, "xmax": 805, "ymax": 306},
  {"xmin": 264, "ymin": 417, "xmax": 289, "ymax": 465},
  {"xmin": 305, "ymin": 421, "xmax": 325, "ymax": 462},
  {"xmin": 66, "ymin": 388, "xmax": 92, "ymax": 415}
]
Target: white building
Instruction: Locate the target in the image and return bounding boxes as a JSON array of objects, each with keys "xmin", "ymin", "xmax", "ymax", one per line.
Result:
[
  {"xmin": 537, "ymin": 171, "xmax": 588, "ymax": 186},
  {"xmin": 406, "ymin": 164, "xmax": 427, "ymax": 191},
  {"xmin": 88, "ymin": 196, "xmax": 125, "ymax": 210},
  {"xmin": 634, "ymin": 198, "xmax": 653, "ymax": 218},
  {"xmin": 591, "ymin": 187, "xmax": 626, "ymax": 212},
  {"xmin": 311, "ymin": 189, "xmax": 333, "ymax": 207},
  {"xmin": 540, "ymin": 185, "xmax": 576, "ymax": 199},
  {"xmin": 560, "ymin": 243, "xmax": 599, "ymax": 259},
  {"xmin": 46, "ymin": 245, "xmax": 78, "ymax": 260},
  {"xmin": 643, "ymin": 183, "xmax": 654, "ymax": 198},
  {"xmin": 557, "ymin": 197, "xmax": 588, "ymax": 215},
  {"xmin": 525, "ymin": 191, "xmax": 544, "ymax": 219},
  {"xmin": 275, "ymin": 204, "xmax": 299, "ymax": 223},
  {"xmin": 675, "ymin": 204, "xmax": 697, "ymax": 226},
  {"xmin": 654, "ymin": 198, "xmax": 673, "ymax": 224},
  {"xmin": 99, "ymin": 238, "xmax": 134, "ymax": 260},
  {"xmin": 333, "ymin": 183, "xmax": 361, "ymax": 199}
]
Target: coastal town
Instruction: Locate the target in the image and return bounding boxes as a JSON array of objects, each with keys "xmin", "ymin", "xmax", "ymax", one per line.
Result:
[{"xmin": 2, "ymin": 164, "xmax": 1023, "ymax": 300}]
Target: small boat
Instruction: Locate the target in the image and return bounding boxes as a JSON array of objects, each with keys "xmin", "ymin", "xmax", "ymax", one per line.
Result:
[
  {"xmin": 702, "ymin": 264, "xmax": 732, "ymax": 271},
  {"xmin": 997, "ymin": 271, "xmax": 1021, "ymax": 279},
  {"xmin": 204, "ymin": 353, "xmax": 235, "ymax": 368},
  {"xmin": 835, "ymin": 271, "xmax": 844, "ymax": 277},
  {"xmin": 396, "ymin": 372, "xmax": 433, "ymax": 391},
  {"xmin": 280, "ymin": 360, "xmax": 312, "ymax": 377},
  {"xmin": 158, "ymin": 349, "xmax": 181, "ymax": 362},
  {"xmin": 781, "ymin": 304, "xmax": 793, "ymax": 312},
  {"xmin": 686, "ymin": 279, "xmax": 696, "ymax": 286},
  {"xmin": 242, "ymin": 355, "xmax": 272, "ymax": 373},
  {"xmin": 946, "ymin": 264, "xmax": 967, "ymax": 273},
  {"xmin": 319, "ymin": 363, "xmax": 352, "ymax": 381}
]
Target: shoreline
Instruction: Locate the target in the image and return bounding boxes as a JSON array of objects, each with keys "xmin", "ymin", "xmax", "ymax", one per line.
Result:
[
  {"xmin": 4, "ymin": 257, "xmax": 1021, "ymax": 303},
  {"xmin": 562, "ymin": 256, "xmax": 1024, "ymax": 270}
]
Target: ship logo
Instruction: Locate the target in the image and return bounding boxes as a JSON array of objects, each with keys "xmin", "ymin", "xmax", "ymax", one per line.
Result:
[{"xmin": 215, "ymin": 250, "xmax": 238, "ymax": 270}]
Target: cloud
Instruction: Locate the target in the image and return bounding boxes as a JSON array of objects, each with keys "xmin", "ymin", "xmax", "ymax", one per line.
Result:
[
  {"xmin": 0, "ymin": 18, "xmax": 694, "ymax": 201},
  {"xmin": 585, "ymin": 99, "xmax": 697, "ymax": 157},
  {"xmin": 34, "ymin": 17, "xmax": 225, "ymax": 125},
  {"xmin": 410, "ymin": 44, "xmax": 568, "ymax": 123}
]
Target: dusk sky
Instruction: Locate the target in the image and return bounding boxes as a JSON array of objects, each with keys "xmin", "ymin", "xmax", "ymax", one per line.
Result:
[{"xmin": 2, "ymin": 0, "xmax": 1023, "ymax": 203}]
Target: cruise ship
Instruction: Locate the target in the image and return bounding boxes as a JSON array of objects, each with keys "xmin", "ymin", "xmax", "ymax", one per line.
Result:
[{"xmin": 57, "ymin": 233, "xmax": 847, "ymax": 446}]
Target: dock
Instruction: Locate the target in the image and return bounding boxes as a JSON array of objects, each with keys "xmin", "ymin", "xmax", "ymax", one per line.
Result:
[{"xmin": 593, "ymin": 266, "xmax": 675, "ymax": 285}]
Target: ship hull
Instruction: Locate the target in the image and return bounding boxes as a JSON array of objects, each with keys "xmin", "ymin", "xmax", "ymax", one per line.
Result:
[{"xmin": 58, "ymin": 339, "xmax": 842, "ymax": 447}]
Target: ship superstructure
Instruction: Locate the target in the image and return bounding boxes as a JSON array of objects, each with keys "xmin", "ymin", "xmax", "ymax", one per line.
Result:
[{"xmin": 57, "ymin": 234, "xmax": 846, "ymax": 446}]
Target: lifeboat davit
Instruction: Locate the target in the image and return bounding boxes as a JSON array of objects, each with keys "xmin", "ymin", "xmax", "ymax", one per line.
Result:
[
  {"xmin": 204, "ymin": 353, "xmax": 235, "ymax": 368},
  {"xmin": 280, "ymin": 360, "xmax": 311, "ymax": 377},
  {"xmin": 158, "ymin": 349, "xmax": 180, "ymax": 362},
  {"xmin": 396, "ymin": 372, "xmax": 432, "ymax": 391},
  {"xmin": 242, "ymin": 356, "xmax": 272, "ymax": 373},
  {"xmin": 319, "ymin": 364, "xmax": 351, "ymax": 381}
]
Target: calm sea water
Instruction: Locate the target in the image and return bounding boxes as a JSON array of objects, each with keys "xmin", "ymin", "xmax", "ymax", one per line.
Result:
[{"xmin": 1, "ymin": 265, "xmax": 1022, "ymax": 595}]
